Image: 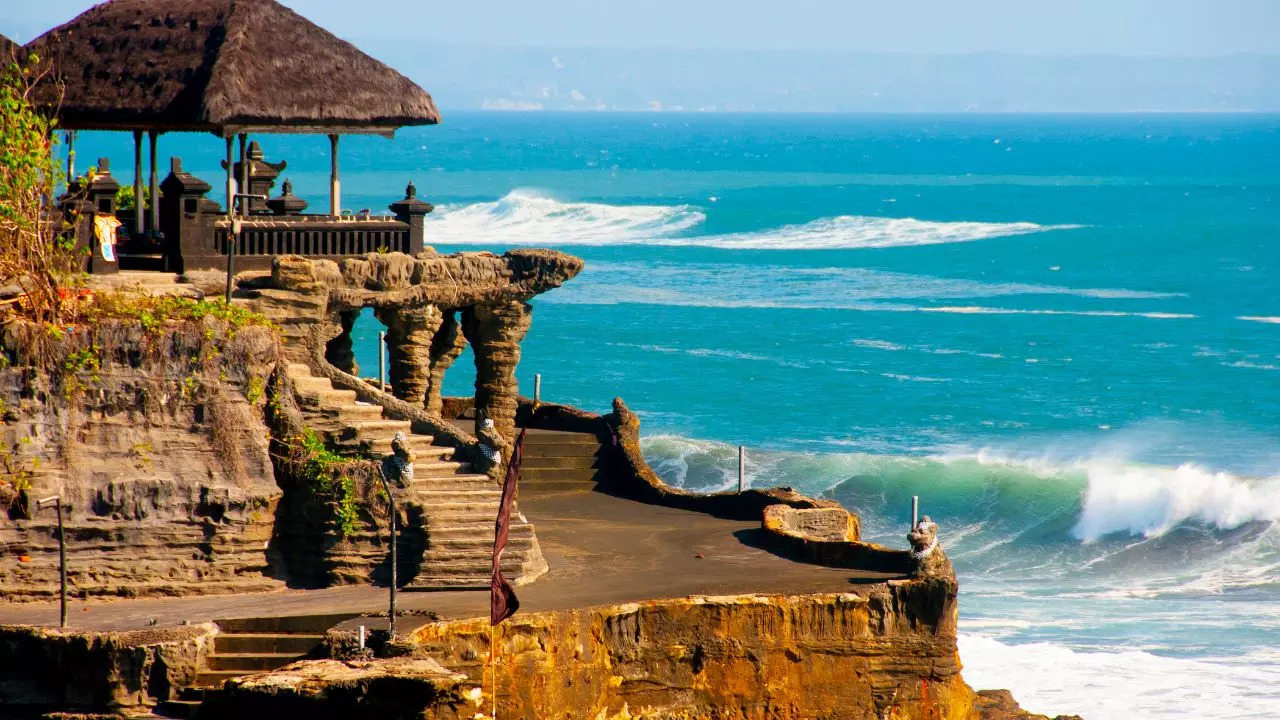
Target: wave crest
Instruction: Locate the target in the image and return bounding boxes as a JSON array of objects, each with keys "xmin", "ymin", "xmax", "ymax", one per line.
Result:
[{"xmin": 424, "ymin": 190, "xmax": 1078, "ymax": 250}]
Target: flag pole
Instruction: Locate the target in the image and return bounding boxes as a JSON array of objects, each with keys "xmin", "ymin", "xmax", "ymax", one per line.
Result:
[{"xmin": 489, "ymin": 624, "xmax": 497, "ymax": 719}]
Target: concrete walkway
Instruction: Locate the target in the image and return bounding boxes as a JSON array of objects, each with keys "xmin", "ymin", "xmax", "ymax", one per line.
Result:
[{"xmin": 0, "ymin": 487, "xmax": 900, "ymax": 633}]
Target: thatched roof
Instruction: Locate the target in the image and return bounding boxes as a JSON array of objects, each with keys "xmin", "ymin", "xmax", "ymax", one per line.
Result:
[
  {"xmin": 0, "ymin": 33, "xmax": 19, "ymax": 61},
  {"xmin": 26, "ymin": 0, "xmax": 440, "ymax": 134}
]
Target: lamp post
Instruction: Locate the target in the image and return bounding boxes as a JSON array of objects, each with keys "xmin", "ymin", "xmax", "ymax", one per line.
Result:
[
  {"xmin": 375, "ymin": 468, "xmax": 397, "ymax": 639},
  {"xmin": 36, "ymin": 495, "xmax": 67, "ymax": 628}
]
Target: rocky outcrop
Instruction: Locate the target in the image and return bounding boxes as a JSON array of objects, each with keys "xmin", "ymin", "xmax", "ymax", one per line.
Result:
[
  {"xmin": 202, "ymin": 657, "xmax": 483, "ymax": 720},
  {"xmin": 410, "ymin": 585, "xmax": 975, "ymax": 719},
  {"xmin": 237, "ymin": 250, "xmax": 582, "ymax": 453},
  {"xmin": 0, "ymin": 623, "xmax": 216, "ymax": 713},
  {"xmin": 0, "ymin": 320, "xmax": 284, "ymax": 601}
]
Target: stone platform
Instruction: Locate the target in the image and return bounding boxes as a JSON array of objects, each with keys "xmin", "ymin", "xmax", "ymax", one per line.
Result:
[{"xmin": 0, "ymin": 485, "xmax": 899, "ymax": 633}]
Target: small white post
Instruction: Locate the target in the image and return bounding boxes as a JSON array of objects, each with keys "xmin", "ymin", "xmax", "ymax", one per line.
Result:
[
  {"xmin": 358, "ymin": 625, "xmax": 366, "ymax": 649},
  {"xmin": 911, "ymin": 495, "xmax": 919, "ymax": 528},
  {"xmin": 738, "ymin": 446, "xmax": 746, "ymax": 493},
  {"xmin": 377, "ymin": 331, "xmax": 386, "ymax": 391},
  {"xmin": 534, "ymin": 373, "xmax": 542, "ymax": 404}
]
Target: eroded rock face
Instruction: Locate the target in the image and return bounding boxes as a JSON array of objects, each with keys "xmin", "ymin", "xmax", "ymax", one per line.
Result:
[
  {"xmin": 909, "ymin": 516, "xmax": 953, "ymax": 579},
  {"xmin": 0, "ymin": 323, "xmax": 283, "ymax": 602},
  {"xmin": 412, "ymin": 587, "xmax": 976, "ymax": 719}
]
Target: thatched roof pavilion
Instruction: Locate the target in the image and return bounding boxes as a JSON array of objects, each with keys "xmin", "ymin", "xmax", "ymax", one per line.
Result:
[
  {"xmin": 26, "ymin": 0, "xmax": 440, "ymax": 135},
  {"xmin": 25, "ymin": 0, "xmax": 442, "ymax": 238}
]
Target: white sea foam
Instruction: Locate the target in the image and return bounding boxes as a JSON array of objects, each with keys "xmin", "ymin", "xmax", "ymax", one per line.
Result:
[
  {"xmin": 1071, "ymin": 462, "xmax": 1280, "ymax": 542},
  {"xmin": 424, "ymin": 190, "xmax": 1080, "ymax": 250},
  {"xmin": 1239, "ymin": 315, "xmax": 1280, "ymax": 325},
  {"xmin": 922, "ymin": 306, "xmax": 1196, "ymax": 319},
  {"xmin": 958, "ymin": 633, "xmax": 1280, "ymax": 719}
]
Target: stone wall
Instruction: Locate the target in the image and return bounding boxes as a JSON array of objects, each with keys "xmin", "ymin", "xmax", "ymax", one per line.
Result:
[
  {"xmin": 412, "ymin": 584, "xmax": 977, "ymax": 719},
  {"xmin": 0, "ymin": 320, "xmax": 284, "ymax": 602},
  {"xmin": 0, "ymin": 623, "xmax": 216, "ymax": 713}
]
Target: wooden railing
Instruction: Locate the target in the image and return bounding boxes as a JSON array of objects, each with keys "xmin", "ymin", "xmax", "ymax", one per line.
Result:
[{"xmin": 212, "ymin": 217, "xmax": 413, "ymax": 258}]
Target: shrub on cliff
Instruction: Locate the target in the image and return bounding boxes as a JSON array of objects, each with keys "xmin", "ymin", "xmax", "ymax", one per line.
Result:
[{"xmin": 0, "ymin": 52, "xmax": 82, "ymax": 324}]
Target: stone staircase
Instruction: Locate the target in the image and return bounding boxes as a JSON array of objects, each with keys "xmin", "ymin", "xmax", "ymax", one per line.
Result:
[
  {"xmin": 520, "ymin": 429, "xmax": 601, "ymax": 490},
  {"xmin": 285, "ymin": 363, "xmax": 547, "ymax": 590},
  {"xmin": 156, "ymin": 613, "xmax": 354, "ymax": 718}
]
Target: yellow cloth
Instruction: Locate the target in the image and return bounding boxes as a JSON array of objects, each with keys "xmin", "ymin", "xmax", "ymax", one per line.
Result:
[{"xmin": 93, "ymin": 215, "xmax": 122, "ymax": 262}]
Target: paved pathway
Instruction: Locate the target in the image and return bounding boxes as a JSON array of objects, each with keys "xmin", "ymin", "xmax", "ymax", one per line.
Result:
[{"xmin": 0, "ymin": 487, "xmax": 900, "ymax": 633}]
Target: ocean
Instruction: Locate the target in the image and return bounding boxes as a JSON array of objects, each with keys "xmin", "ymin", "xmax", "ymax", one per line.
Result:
[{"xmin": 78, "ymin": 112, "xmax": 1279, "ymax": 718}]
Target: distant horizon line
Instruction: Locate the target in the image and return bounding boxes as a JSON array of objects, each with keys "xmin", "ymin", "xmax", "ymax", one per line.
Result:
[{"xmin": 434, "ymin": 108, "xmax": 1280, "ymax": 116}]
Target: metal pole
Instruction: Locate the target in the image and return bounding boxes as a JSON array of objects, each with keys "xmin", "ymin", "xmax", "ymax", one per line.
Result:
[
  {"xmin": 224, "ymin": 136, "xmax": 234, "ymax": 304},
  {"xmin": 132, "ymin": 130, "xmax": 143, "ymax": 236},
  {"xmin": 738, "ymin": 446, "xmax": 745, "ymax": 494},
  {"xmin": 148, "ymin": 130, "xmax": 159, "ymax": 235},
  {"xmin": 534, "ymin": 373, "xmax": 542, "ymax": 405},
  {"xmin": 912, "ymin": 496, "xmax": 919, "ymax": 528},
  {"xmin": 376, "ymin": 468, "xmax": 397, "ymax": 639},
  {"xmin": 377, "ymin": 330, "xmax": 386, "ymax": 391},
  {"xmin": 56, "ymin": 499, "xmax": 66, "ymax": 629}
]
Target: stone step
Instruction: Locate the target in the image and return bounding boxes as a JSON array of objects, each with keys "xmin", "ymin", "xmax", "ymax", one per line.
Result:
[
  {"xmin": 418, "ymin": 489, "xmax": 502, "ymax": 501},
  {"xmin": 192, "ymin": 670, "xmax": 247, "ymax": 688},
  {"xmin": 418, "ymin": 558, "xmax": 528, "ymax": 575},
  {"xmin": 369, "ymin": 436, "xmax": 449, "ymax": 455},
  {"xmin": 428, "ymin": 535, "xmax": 535, "ymax": 552},
  {"xmin": 412, "ymin": 460, "xmax": 474, "ymax": 476},
  {"xmin": 207, "ymin": 652, "xmax": 302, "ymax": 672},
  {"xmin": 214, "ymin": 633, "xmax": 325, "ymax": 655},
  {"xmin": 523, "ymin": 441, "xmax": 601, "ymax": 457},
  {"xmin": 326, "ymin": 403, "xmax": 386, "ymax": 422},
  {"xmin": 154, "ymin": 698, "xmax": 202, "ymax": 718},
  {"xmin": 522, "ymin": 455, "xmax": 597, "ymax": 470},
  {"xmin": 429, "ymin": 522, "xmax": 535, "ymax": 537},
  {"xmin": 215, "ymin": 613, "xmax": 355, "ymax": 634},
  {"xmin": 297, "ymin": 388, "xmax": 360, "ymax": 406},
  {"xmin": 285, "ymin": 363, "xmax": 312, "ymax": 378},
  {"xmin": 404, "ymin": 577, "xmax": 489, "ymax": 590},
  {"xmin": 346, "ymin": 418, "xmax": 413, "ymax": 434},
  {"xmin": 291, "ymin": 375, "xmax": 335, "ymax": 392},
  {"xmin": 522, "ymin": 429, "xmax": 598, "ymax": 443},
  {"xmin": 520, "ymin": 467, "xmax": 598, "ymax": 483},
  {"xmin": 411, "ymin": 478, "xmax": 493, "ymax": 492}
]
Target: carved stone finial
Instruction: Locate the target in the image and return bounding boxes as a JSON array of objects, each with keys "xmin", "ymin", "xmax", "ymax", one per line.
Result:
[
  {"xmin": 405, "ymin": 181, "xmax": 417, "ymax": 199},
  {"xmin": 282, "ymin": 178, "xmax": 293, "ymax": 195},
  {"xmin": 267, "ymin": 177, "xmax": 308, "ymax": 216}
]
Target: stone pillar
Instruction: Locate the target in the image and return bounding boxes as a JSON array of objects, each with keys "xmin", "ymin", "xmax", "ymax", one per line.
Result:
[
  {"xmin": 462, "ymin": 302, "xmax": 532, "ymax": 443},
  {"xmin": 425, "ymin": 310, "xmax": 467, "ymax": 414},
  {"xmin": 374, "ymin": 304, "xmax": 443, "ymax": 405}
]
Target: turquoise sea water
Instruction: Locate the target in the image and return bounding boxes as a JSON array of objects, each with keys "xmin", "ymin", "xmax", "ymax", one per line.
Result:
[{"xmin": 80, "ymin": 113, "xmax": 1279, "ymax": 718}]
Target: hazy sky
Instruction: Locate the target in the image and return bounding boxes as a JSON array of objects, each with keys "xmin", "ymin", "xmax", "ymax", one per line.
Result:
[{"xmin": 4, "ymin": 0, "xmax": 1279, "ymax": 55}]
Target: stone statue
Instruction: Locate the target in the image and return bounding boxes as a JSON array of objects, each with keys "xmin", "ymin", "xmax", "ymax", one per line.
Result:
[
  {"xmin": 476, "ymin": 415, "xmax": 507, "ymax": 473},
  {"xmin": 907, "ymin": 515, "xmax": 952, "ymax": 578},
  {"xmin": 381, "ymin": 431, "xmax": 415, "ymax": 488}
]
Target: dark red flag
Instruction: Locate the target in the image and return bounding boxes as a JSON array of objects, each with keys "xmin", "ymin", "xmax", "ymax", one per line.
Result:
[{"xmin": 491, "ymin": 428, "xmax": 526, "ymax": 625}]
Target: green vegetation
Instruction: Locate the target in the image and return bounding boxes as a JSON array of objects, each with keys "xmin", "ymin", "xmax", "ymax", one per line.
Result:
[
  {"xmin": 82, "ymin": 293, "xmax": 274, "ymax": 333},
  {"xmin": 0, "ymin": 52, "xmax": 83, "ymax": 325},
  {"xmin": 296, "ymin": 429, "xmax": 362, "ymax": 538}
]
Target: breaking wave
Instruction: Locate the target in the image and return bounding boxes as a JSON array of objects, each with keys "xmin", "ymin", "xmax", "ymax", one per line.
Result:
[
  {"xmin": 424, "ymin": 190, "xmax": 1079, "ymax": 250},
  {"xmin": 641, "ymin": 434, "xmax": 1280, "ymax": 590}
]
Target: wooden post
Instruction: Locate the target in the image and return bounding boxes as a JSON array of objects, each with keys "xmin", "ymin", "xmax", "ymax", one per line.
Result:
[
  {"xmin": 148, "ymin": 130, "xmax": 160, "ymax": 235},
  {"xmin": 223, "ymin": 136, "xmax": 235, "ymax": 304},
  {"xmin": 329, "ymin": 133, "xmax": 341, "ymax": 216},
  {"xmin": 65, "ymin": 131, "xmax": 75, "ymax": 179},
  {"xmin": 37, "ymin": 496, "xmax": 66, "ymax": 628},
  {"xmin": 238, "ymin": 134, "xmax": 249, "ymax": 220},
  {"xmin": 378, "ymin": 331, "xmax": 386, "ymax": 391},
  {"xmin": 738, "ymin": 446, "xmax": 745, "ymax": 494},
  {"xmin": 912, "ymin": 496, "xmax": 919, "ymax": 528},
  {"xmin": 132, "ymin": 130, "xmax": 144, "ymax": 236}
]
